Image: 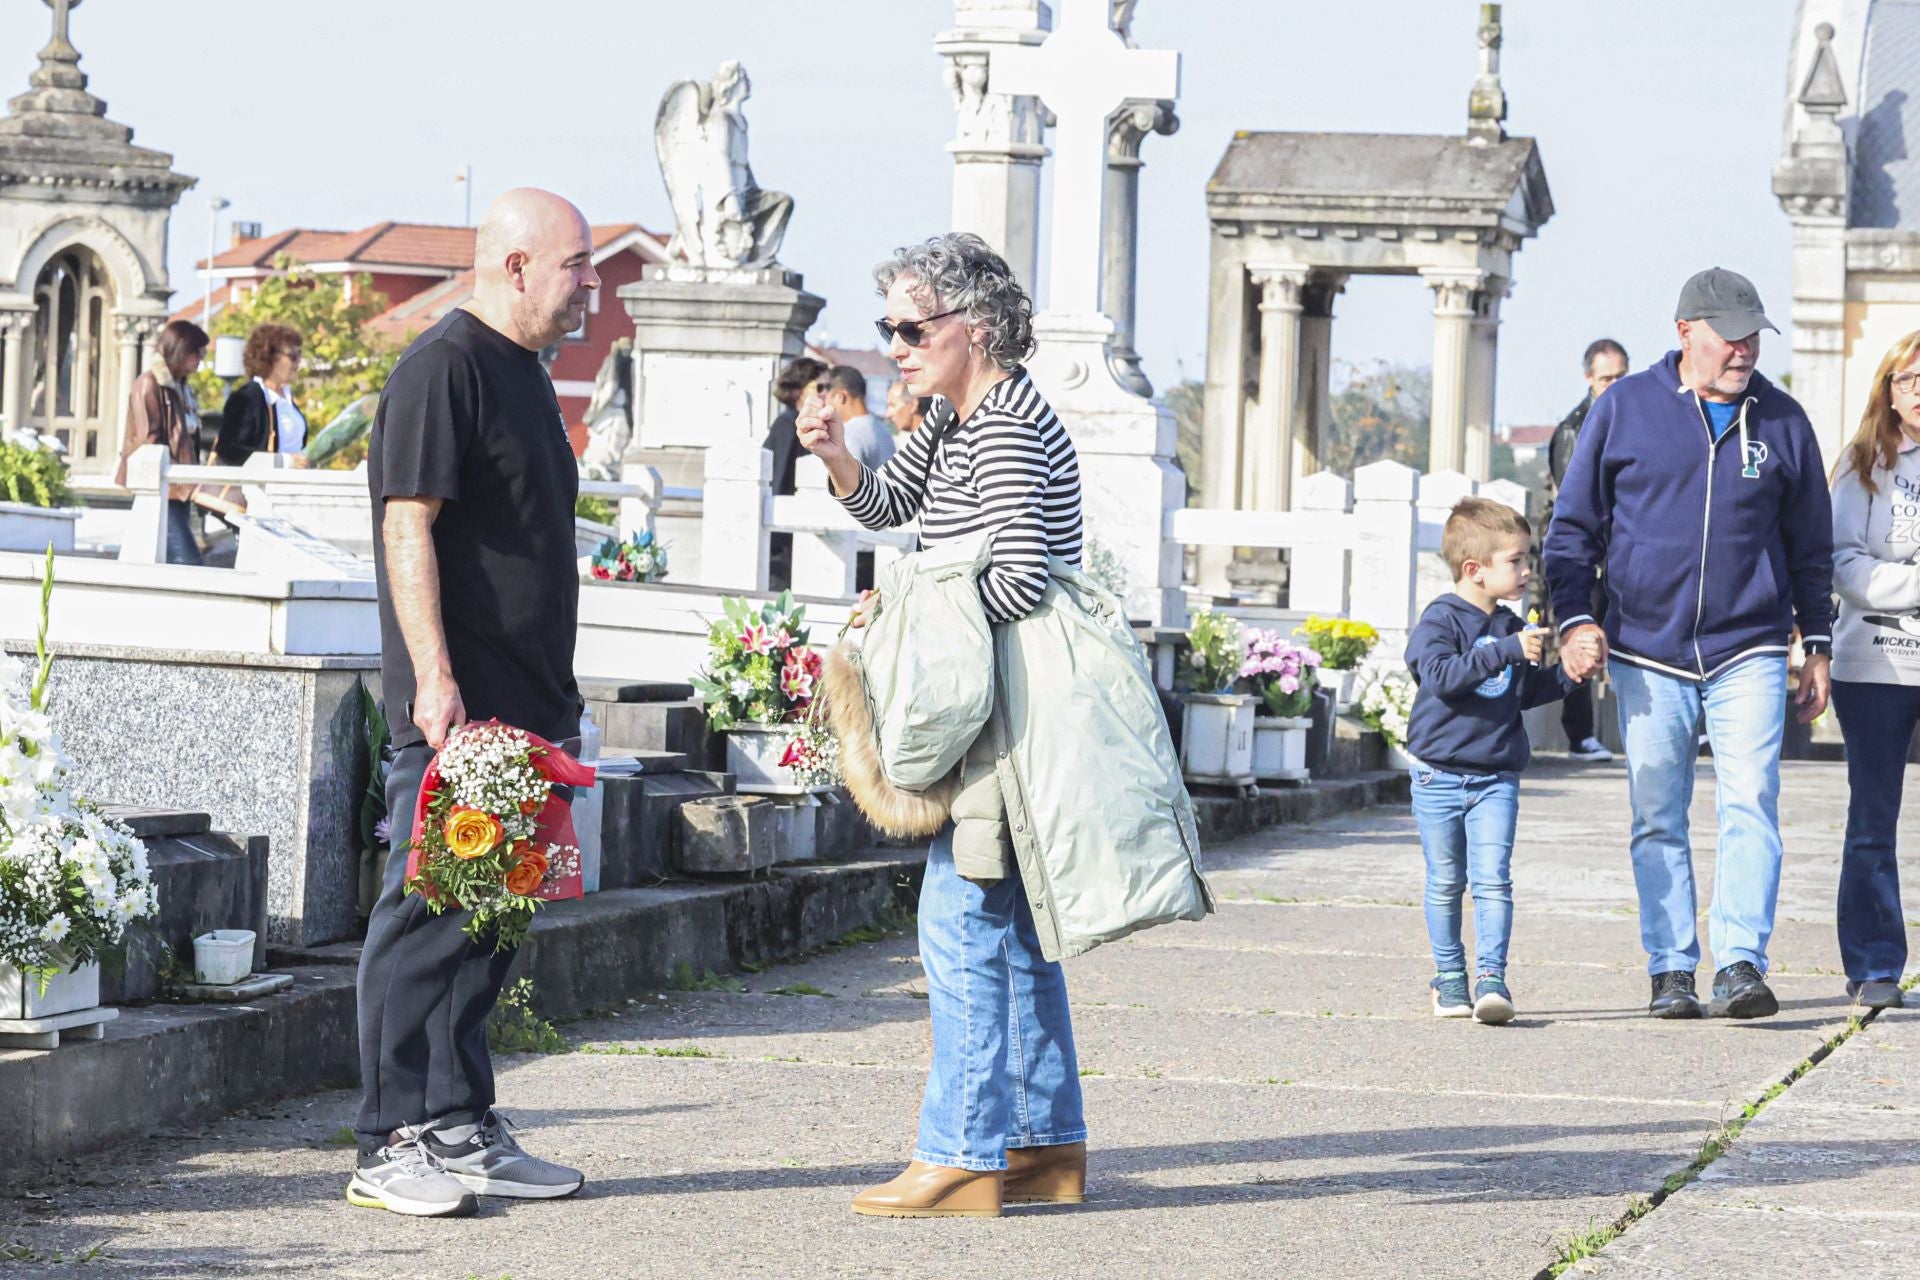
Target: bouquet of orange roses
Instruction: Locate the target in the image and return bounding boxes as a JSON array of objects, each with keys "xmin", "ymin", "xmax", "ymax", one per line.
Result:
[{"xmin": 402, "ymin": 720, "xmax": 594, "ymax": 949}]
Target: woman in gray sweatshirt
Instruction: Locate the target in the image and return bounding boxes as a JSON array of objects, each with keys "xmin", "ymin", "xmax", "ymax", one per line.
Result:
[{"xmin": 1828, "ymin": 330, "xmax": 1920, "ymax": 1011}]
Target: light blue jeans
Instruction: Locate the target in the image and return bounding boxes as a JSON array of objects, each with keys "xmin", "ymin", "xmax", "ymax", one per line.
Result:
[
  {"xmin": 914, "ymin": 827, "xmax": 1087, "ymax": 1172},
  {"xmin": 1409, "ymin": 767, "xmax": 1519, "ymax": 975},
  {"xmin": 1611, "ymin": 656, "xmax": 1787, "ymax": 976}
]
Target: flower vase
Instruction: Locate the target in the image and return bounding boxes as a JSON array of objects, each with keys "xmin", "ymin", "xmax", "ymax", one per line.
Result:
[
  {"xmin": 1386, "ymin": 742, "xmax": 1419, "ymax": 771},
  {"xmin": 1179, "ymin": 693, "xmax": 1257, "ymax": 785},
  {"xmin": 0, "ymin": 960, "xmax": 101, "ymax": 1021},
  {"xmin": 1251, "ymin": 716, "xmax": 1312, "ymax": 783},
  {"xmin": 1329, "ymin": 669, "xmax": 1362, "ymax": 711},
  {"xmin": 725, "ymin": 724, "xmax": 829, "ymax": 796}
]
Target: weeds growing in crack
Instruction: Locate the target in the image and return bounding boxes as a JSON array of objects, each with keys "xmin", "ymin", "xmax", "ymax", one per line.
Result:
[
  {"xmin": 579, "ymin": 1043, "xmax": 721, "ymax": 1059},
  {"xmin": 1540, "ymin": 1014, "xmax": 1876, "ymax": 1278},
  {"xmin": 667, "ymin": 962, "xmax": 746, "ymax": 993}
]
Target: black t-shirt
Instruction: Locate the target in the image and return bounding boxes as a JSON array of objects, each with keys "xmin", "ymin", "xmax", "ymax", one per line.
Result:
[{"xmin": 369, "ymin": 309, "xmax": 581, "ymax": 749}]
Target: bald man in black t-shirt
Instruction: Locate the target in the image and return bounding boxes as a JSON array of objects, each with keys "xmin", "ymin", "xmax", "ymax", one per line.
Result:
[{"xmin": 350, "ymin": 189, "xmax": 596, "ymax": 1218}]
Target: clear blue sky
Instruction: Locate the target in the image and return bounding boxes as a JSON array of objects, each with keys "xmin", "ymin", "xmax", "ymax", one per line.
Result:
[{"xmin": 0, "ymin": 0, "xmax": 1802, "ymax": 427}]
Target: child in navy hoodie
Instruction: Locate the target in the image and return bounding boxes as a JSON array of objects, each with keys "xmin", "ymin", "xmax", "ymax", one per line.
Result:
[{"xmin": 1404, "ymin": 499, "xmax": 1586, "ymax": 1024}]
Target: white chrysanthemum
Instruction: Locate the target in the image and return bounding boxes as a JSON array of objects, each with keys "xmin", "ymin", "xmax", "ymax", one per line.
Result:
[{"xmin": 41, "ymin": 912, "xmax": 70, "ymax": 944}]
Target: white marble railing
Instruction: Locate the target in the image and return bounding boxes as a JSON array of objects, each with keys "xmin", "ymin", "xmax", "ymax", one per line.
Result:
[
  {"xmin": 1169, "ymin": 460, "xmax": 1422, "ymax": 632},
  {"xmin": 698, "ymin": 444, "xmax": 916, "ymax": 598},
  {"xmin": 109, "ymin": 445, "xmax": 665, "ymax": 564}
]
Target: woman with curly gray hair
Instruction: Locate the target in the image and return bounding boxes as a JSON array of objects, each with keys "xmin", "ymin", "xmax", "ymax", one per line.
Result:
[{"xmin": 798, "ymin": 232, "xmax": 1089, "ymax": 1219}]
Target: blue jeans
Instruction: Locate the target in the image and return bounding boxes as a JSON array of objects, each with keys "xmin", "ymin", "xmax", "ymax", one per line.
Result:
[
  {"xmin": 1830, "ymin": 680, "xmax": 1919, "ymax": 985},
  {"xmin": 166, "ymin": 499, "xmax": 204, "ymax": 566},
  {"xmin": 1612, "ymin": 656, "xmax": 1786, "ymax": 975},
  {"xmin": 1409, "ymin": 767, "xmax": 1519, "ymax": 974},
  {"xmin": 914, "ymin": 827, "xmax": 1086, "ymax": 1171}
]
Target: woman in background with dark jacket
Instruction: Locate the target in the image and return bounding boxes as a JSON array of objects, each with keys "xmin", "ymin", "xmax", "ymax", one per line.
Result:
[
  {"xmin": 113, "ymin": 318, "xmax": 209, "ymax": 565},
  {"xmin": 215, "ymin": 323, "xmax": 309, "ymax": 468}
]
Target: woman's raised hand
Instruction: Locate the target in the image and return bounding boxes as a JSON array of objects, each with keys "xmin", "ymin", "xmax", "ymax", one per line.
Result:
[{"xmin": 796, "ymin": 390, "xmax": 845, "ymax": 462}]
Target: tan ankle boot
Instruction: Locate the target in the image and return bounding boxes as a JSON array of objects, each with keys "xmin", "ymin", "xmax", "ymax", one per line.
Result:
[
  {"xmin": 1003, "ymin": 1142, "xmax": 1086, "ymax": 1204},
  {"xmin": 851, "ymin": 1161, "xmax": 1004, "ymax": 1218}
]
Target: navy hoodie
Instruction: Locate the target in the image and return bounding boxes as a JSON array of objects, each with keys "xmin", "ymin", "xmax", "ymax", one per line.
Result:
[
  {"xmin": 1404, "ymin": 594, "xmax": 1573, "ymax": 775},
  {"xmin": 1544, "ymin": 352, "xmax": 1834, "ymax": 681}
]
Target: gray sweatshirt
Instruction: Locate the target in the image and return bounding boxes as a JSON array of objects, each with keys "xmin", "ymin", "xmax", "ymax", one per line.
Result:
[{"xmin": 1830, "ymin": 437, "xmax": 1920, "ymax": 685}]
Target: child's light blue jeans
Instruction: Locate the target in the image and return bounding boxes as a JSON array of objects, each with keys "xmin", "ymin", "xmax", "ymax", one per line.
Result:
[{"xmin": 1410, "ymin": 766, "xmax": 1519, "ymax": 975}]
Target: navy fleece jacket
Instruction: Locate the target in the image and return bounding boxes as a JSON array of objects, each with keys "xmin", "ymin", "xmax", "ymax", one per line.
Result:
[
  {"xmin": 1404, "ymin": 594, "xmax": 1573, "ymax": 775},
  {"xmin": 1544, "ymin": 352, "xmax": 1834, "ymax": 681}
]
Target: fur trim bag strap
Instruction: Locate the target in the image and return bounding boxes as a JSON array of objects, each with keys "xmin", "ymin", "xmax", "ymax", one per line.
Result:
[{"xmin": 820, "ymin": 533, "xmax": 995, "ymax": 838}]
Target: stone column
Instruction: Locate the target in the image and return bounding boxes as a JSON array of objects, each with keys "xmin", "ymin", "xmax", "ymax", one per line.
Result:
[
  {"xmin": 111, "ymin": 313, "xmax": 147, "ymax": 456},
  {"xmin": 1249, "ymin": 266, "xmax": 1309, "ymax": 512},
  {"xmin": 936, "ymin": 3, "xmax": 1051, "ymax": 293},
  {"xmin": 1103, "ymin": 100, "xmax": 1177, "ymax": 398},
  {"xmin": 1423, "ymin": 269, "xmax": 1483, "ymax": 474},
  {"xmin": 1774, "ymin": 20, "xmax": 1850, "ymax": 467},
  {"xmin": 1197, "ymin": 229, "xmax": 1253, "ymax": 598},
  {"xmin": 1463, "ymin": 277, "xmax": 1506, "ymax": 482},
  {"xmin": 0, "ymin": 310, "xmax": 32, "ymax": 437},
  {"xmin": 1297, "ymin": 274, "xmax": 1344, "ymax": 483}
]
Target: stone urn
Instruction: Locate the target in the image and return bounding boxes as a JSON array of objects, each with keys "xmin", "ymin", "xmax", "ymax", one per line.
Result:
[
  {"xmin": 1251, "ymin": 716, "xmax": 1312, "ymax": 784},
  {"xmin": 0, "ymin": 959, "xmax": 100, "ymax": 1021},
  {"xmin": 724, "ymin": 724, "xmax": 827, "ymax": 796},
  {"xmin": 1178, "ymin": 693, "xmax": 1257, "ymax": 785}
]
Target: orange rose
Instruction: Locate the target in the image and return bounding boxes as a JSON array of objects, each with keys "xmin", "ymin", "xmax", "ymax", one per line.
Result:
[
  {"xmin": 519, "ymin": 797, "xmax": 543, "ymax": 817},
  {"xmin": 444, "ymin": 807, "xmax": 503, "ymax": 860},
  {"xmin": 504, "ymin": 847, "xmax": 549, "ymax": 896}
]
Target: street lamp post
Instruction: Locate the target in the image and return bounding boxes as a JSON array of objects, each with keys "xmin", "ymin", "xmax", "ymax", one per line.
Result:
[{"xmin": 204, "ymin": 196, "xmax": 231, "ymax": 327}]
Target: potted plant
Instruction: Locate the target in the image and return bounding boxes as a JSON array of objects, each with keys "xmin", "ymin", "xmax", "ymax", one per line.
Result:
[
  {"xmin": 1, "ymin": 553, "xmax": 157, "ymax": 1034},
  {"xmin": 689, "ymin": 591, "xmax": 832, "ymax": 795},
  {"xmin": 1356, "ymin": 670, "xmax": 1419, "ymax": 770},
  {"xmin": 0, "ymin": 439, "xmax": 80, "ymax": 555},
  {"xmin": 1175, "ymin": 608, "xmax": 1257, "ymax": 785},
  {"xmin": 1295, "ymin": 615, "xmax": 1381, "ymax": 710},
  {"xmin": 584, "ymin": 529, "xmax": 669, "ymax": 584},
  {"xmin": 1241, "ymin": 629, "xmax": 1321, "ymax": 784}
]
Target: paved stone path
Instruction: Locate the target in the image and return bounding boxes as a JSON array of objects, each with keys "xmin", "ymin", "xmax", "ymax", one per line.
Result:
[{"xmin": 3, "ymin": 758, "xmax": 1914, "ymax": 1279}]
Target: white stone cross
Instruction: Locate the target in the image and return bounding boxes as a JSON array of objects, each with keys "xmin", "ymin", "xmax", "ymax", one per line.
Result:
[
  {"xmin": 990, "ymin": 0, "xmax": 1178, "ymax": 318},
  {"xmin": 45, "ymin": 0, "xmax": 82, "ymax": 45}
]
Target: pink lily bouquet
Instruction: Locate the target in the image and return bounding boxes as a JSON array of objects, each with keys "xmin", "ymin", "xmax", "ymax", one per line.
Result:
[
  {"xmin": 1240, "ymin": 628, "xmax": 1323, "ymax": 719},
  {"xmin": 690, "ymin": 591, "xmax": 824, "ymax": 731}
]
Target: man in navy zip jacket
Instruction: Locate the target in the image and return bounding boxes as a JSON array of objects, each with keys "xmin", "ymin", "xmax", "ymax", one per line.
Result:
[{"xmin": 1545, "ymin": 268, "xmax": 1834, "ymax": 1022}]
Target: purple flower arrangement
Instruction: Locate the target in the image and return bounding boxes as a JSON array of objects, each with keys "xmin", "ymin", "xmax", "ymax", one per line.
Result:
[{"xmin": 1239, "ymin": 629, "xmax": 1323, "ymax": 718}]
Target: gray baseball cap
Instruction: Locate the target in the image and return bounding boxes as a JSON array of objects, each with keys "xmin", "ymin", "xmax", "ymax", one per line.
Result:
[{"xmin": 1674, "ymin": 268, "xmax": 1779, "ymax": 342}]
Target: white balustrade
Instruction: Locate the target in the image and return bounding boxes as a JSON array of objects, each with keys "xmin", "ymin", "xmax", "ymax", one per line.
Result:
[{"xmin": 1167, "ymin": 459, "xmax": 1421, "ymax": 634}]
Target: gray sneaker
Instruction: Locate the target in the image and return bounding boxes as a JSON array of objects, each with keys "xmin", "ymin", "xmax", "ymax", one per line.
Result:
[
  {"xmin": 347, "ymin": 1136, "xmax": 478, "ymax": 1217},
  {"xmin": 425, "ymin": 1110, "xmax": 584, "ymax": 1199}
]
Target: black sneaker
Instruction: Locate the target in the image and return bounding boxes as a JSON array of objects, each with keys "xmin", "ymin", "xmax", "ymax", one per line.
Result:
[
  {"xmin": 1847, "ymin": 979, "xmax": 1906, "ymax": 1011},
  {"xmin": 1710, "ymin": 962, "xmax": 1779, "ymax": 1020},
  {"xmin": 1649, "ymin": 970, "xmax": 1704, "ymax": 1019}
]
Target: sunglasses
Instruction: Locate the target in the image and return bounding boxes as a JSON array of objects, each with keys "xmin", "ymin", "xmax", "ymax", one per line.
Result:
[{"xmin": 874, "ymin": 309, "xmax": 962, "ymax": 348}]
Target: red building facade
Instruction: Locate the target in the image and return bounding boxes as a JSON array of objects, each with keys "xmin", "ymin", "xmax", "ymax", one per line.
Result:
[{"xmin": 178, "ymin": 220, "xmax": 673, "ymax": 452}]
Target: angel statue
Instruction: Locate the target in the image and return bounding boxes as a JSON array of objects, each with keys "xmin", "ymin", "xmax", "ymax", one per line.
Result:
[
  {"xmin": 654, "ymin": 61, "xmax": 794, "ymax": 269},
  {"xmin": 578, "ymin": 339, "xmax": 633, "ymax": 482}
]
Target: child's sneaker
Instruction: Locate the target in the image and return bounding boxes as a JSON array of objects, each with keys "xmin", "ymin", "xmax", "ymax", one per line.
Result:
[
  {"xmin": 1430, "ymin": 971, "xmax": 1472, "ymax": 1018},
  {"xmin": 1473, "ymin": 973, "xmax": 1516, "ymax": 1025}
]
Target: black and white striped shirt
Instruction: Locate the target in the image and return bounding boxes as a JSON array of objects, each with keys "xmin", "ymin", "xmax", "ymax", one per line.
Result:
[{"xmin": 839, "ymin": 368, "xmax": 1083, "ymax": 622}]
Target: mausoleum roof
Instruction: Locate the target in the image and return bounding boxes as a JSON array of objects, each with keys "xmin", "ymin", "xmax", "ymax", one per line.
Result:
[
  {"xmin": 1209, "ymin": 132, "xmax": 1551, "ymax": 232},
  {"xmin": 1849, "ymin": 0, "xmax": 1920, "ymax": 230},
  {"xmin": 0, "ymin": 3, "xmax": 192, "ymax": 203}
]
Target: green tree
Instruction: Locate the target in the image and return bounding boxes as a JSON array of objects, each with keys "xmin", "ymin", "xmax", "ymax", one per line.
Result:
[
  {"xmin": 1158, "ymin": 377, "xmax": 1205, "ymax": 500},
  {"xmin": 190, "ymin": 255, "xmax": 401, "ymax": 469},
  {"xmin": 1322, "ymin": 359, "xmax": 1431, "ymax": 474}
]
